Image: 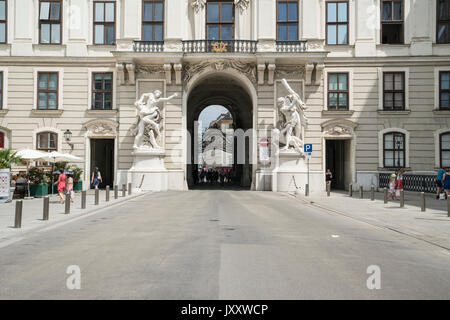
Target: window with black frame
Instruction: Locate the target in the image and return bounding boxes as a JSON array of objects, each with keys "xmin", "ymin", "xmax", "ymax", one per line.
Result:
[
  {"xmin": 437, "ymin": 0, "xmax": 450, "ymax": 44},
  {"xmin": 439, "ymin": 71, "xmax": 450, "ymax": 109},
  {"xmin": 381, "ymin": 0, "xmax": 403, "ymax": 44},
  {"xmin": 384, "ymin": 132, "xmax": 405, "ymax": 168},
  {"xmin": 277, "ymin": 0, "xmax": 299, "ymax": 41},
  {"xmin": 326, "ymin": 1, "xmax": 348, "ymax": 45},
  {"xmin": 206, "ymin": 1, "xmax": 234, "ymax": 41},
  {"xmin": 441, "ymin": 132, "xmax": 450, "ymax": 168},
  {"xmin": 37, "ymin": 132, "xmax": 57, "ymax": 152},
  {"xmin": 92, "ymin": 73, "xmax": 113, "ymax": 110},
  {"xmin": 39, "ymin": 0, "xmax": 61, "ymax": 44},
  {"xmin": 94, "ymin": 1, "xmax": 115, "ymax": 45},
  {"xmin": 0, "ymin": 0, "xmax": 6, "ymax": 43},
  {"xmin": 328, "ymin": 73, "xmax": 349, "ymax": 110},
  {"xmin": 37, "ymin": 72, "xmax": 58, "ymax": 110},
  {"xmin": 383, "ymin": 72, "xmax": 405, "ymax": 110},
  {"xmin": 142, "ymin": 0, "xmax": 164, "ymax": 41}
]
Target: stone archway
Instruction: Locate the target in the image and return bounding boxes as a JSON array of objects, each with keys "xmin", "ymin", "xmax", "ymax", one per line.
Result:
[{"xmin": 184, "ymin": 70, "xmax": 255, "ymax": 189}]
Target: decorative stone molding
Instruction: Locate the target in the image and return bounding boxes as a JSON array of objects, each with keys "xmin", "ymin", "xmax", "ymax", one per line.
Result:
[
  {"xmin": 183, "ymin": 60, "xmax": 257, "ymax": 84},
  {"xmin": 324, "ymin": 125, "xmax": 352, "ymax": 136},
  {"xmin": 314, "ymin": 63, "xmax": 324, "ymax": 86},
  {"xmin": 257, "ymin": 64, "xmax": 266, "ymax": 85},
  {"xmin": 135, "ymin": 65, "xmax": 165, "ymax": 75},
  {"xmin": 305, "ymin": 63, "xmax": 314, "ymax": 85},
  {"xmin": 275, "ymin": 65, "xmax": 305, "ymax": 77},
  {"xmin": 83, "ymin": 119, "xmax": 119, "ymax": 138},
  {"xmin": 117, "ymin": 63, "xmax": 125, "ymax": 85},
  {"xmin": 267, "ymin": 64, "xmax": 276, "ymax": 85},
  {"xmin": 321, "ymin": 119, "xmax": 358, "ymax": 138},
  {"xmin": 191, "ymin": 0, "xmax": 206, "ymax": 13},
  {"xmin": 235, "ymin": 0, "xmax": 250, "ymax": 12},
  {"xmin": 126, "ymin": 63, "xmax": 135, "ymax": 85},
  {"xmin": 174, "ymin": 64, "xmax": 183, "ymax": 85},
  {"xmin": 163, "ymin": 64, "xmax": 172, "ymax": 84}
]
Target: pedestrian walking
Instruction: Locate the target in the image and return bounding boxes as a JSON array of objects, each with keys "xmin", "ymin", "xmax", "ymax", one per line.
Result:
[
  {"xmin": 388, "ymin": 173, "xmax": 397, "ymax": 201},
  {"xmin": 66, "ymin": 173, "xmax": 75, "ymax": 203},
  {"xmin": 443, "ymin": 168, "xmax": 450, "ymax": 200},
  {"xmin": 395, "ymin": 168, "xmax": 405, "ymax": 198},
  {"xmin": 55, "ymin": 169, "xmax": 67, "ymax": 204},
  {"xmin": 436, "ymin": 167, "xmax": 446, "ymax": 199},
  {"xmin": 325, "ymin": 169, "xmax": 332, "ymax": 189},
  {"xmin": 91, "ymin": 167, "xmax": 102, "ymax": 189}
]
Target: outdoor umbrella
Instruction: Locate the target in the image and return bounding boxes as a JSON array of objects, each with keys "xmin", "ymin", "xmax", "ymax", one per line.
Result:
[{"xmin": 15, "ymin": 149, "xmax": 49, "ymax": 198}]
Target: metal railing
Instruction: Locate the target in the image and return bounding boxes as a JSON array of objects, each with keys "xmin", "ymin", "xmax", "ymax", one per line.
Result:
[
  {"xmin": 276, "ymin": 40, "xmax": 308, "ymax": 52},
  {"xmin": 133, "ymin": 41, "xmax": 165, "ymax": 52},
  {"xmin": 379, "ymin": 173, "xmax": 437, "ymax": 193},
  {"xmin": 182, "ymin": 40, "xmax": 258, "ymax": 53}
]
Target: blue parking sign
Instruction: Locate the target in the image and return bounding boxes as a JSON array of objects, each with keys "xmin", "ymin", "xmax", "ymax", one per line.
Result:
[{"xmin": 304, "ymin": 144, "xmax": 312, "ymax": 153}]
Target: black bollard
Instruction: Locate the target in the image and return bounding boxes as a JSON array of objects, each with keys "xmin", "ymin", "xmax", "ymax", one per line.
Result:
[
  {"xmin": 106, "ymin": 185, "xmax": 110, "ymax": 202},
  {"xmin": 14, "ymin": 200, "xmax": 23, "ymax": 228},
  {"xmin": 43, "ymin": 196, "xmax": 49, "ymax": 220},
  {"xmin": 95, "ymin": 188, "xmax": 99, "ymax": 205},
  {"xmin": 128, "ymin": 183, "xmax": 132, "ymax": 195},
  {"xmin": 447, "ymin": 196, "xmax": 450, "ymax": 217},
  {"xmin": 327, "ymin": 184, "xmax": 330, "ymax": 197},
  {"xmin": 421, "ymin": 192, "xmax": 426, "ymax": 212},
  {"xmin": 65, "ymin": 193, "xmax": 70, "ymax": 214},
  {"xmin": 370, "ymin": 185, "xmax": 375, "ymax": 201},
  {"xmin": 400, "ymin": 190, "xmax": 404, "ymax": 208},
  {"xmin": 305, "ymin": 184, "xmax": 309, "ymax": 197},
  {"xmin": 349, "ymin": 183, "xmax": 353, "ymax": 197},
  {"xmin": 122, "ymin": 184, "xmax": 126, "ymax": 197},
  {"xmin": 384, "ymin": 188, "xmax": 388, "ymax": 204},
  {"xmin": 114, "ymin": 185, "xmax": 118, "ymax": 199},
  {"xmin": 81, "ymin": 190, "xmax": 86, "ymax": 209},
  {"xmin": 359, "ymin": 186, "xmax": 363, "ymax": 199}
]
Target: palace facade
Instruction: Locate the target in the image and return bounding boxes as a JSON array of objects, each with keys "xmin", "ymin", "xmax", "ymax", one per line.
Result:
[{"xmin": 0, "ymin": 0, "xmax": 449, "ymax": 191}]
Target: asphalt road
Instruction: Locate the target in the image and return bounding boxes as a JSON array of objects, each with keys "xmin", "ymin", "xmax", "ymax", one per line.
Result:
[{"xmin": 0, "ymin": 190, "xmax": 449, "ymax": 299}]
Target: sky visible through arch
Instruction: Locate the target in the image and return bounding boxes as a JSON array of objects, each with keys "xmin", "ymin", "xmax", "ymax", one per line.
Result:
[{"xmin": 197, "ymin": 105, "xmax": 231, "ymax": 132}]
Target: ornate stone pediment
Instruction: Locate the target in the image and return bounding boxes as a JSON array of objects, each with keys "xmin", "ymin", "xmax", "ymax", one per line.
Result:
[
  {"xmin": 84, "ymin": 119, "xmax": 118, "ymax": 137},
  {"xmin": 192, "ymin": 0, "xmax": 250, "ymax": 13},
  {"xmin": 275, "ymin": 65, "xmax": 306, "ymax": 77},
  {"xmin": 135, "ymin": 65, "xmax": 165, "ymax": 75},
  {"xmin": 184, "ymin": 60, "xmax": 257, "ymax": 84},
  {"xmin": 321, "ymin": 119, "xmax": 357, "ymax": 137}
]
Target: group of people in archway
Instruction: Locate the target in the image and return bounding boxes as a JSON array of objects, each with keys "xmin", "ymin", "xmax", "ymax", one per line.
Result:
[{"xmin": 195, "ymin": 167, "xmax": 237, "ymax": 187}]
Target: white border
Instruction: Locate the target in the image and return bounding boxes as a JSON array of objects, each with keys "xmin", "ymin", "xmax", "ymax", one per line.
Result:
[
  {"xmin": 434, "ymin": 67, "xmax": 450, "ymax": 110},
  {"xmin": 87, "ymin": 67, "xmax": 117, "ymax": 110},
  {"xmin": 0, "ymin": 66, "xmax": 8, "ymax": 110},
  {"xmin": 33, "ymin": 67, "xmax": 64, "ymax": 110},
  {"xmin": 434, "ymin": 128, "xmax": 450, "ymax": 168},
  {"xmin": 377, "ymin": 67, "xmax": 410, "ymax": 111},
  {"xmin": 89, "ymin": 0, "xmax": 121, "ymax": 45},
  {"xmin": 378, "ymin": 127, "xmax": 410, "ymax": 168},
  {"xmin": 323, "ymin": 68, "xmax": 353, "ymax": 111},
  {"xmin": 33, "ymin": 126, "xmax": 63, "ymax": 151}
]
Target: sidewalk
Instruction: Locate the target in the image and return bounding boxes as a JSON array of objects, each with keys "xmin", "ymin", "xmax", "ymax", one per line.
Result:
[
  {"xmin": 293, "ymin": 190, "xmax": 450, "ymax": 250},
  {"xmin": 0, "ymin": 189, "xmax": 150, "ymax": 245}
]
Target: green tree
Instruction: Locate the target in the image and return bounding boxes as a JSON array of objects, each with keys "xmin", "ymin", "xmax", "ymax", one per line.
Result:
[{"xmin": 0, "ymin": 149, "xmax": 22, "ymax": 169}]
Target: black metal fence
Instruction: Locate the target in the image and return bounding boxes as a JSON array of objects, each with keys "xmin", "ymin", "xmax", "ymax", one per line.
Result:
[{"xmin": 379, "ymin": 173, "xmax": 437, "ymax": 193}]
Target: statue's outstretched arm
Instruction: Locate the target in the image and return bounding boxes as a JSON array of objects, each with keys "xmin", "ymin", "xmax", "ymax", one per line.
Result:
[{"xmin": 157, "ymin": 92, "xmax": 178, "ymax": 102}]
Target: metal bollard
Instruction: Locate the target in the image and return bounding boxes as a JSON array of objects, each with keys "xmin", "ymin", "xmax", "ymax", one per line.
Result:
[
  {"xmin": 106, "ymin": 185, "xmax": 110, "ymax": 202},
  {"xmin": 114, "ymin": 185, "xmax": 118, "ymax": 199},
  {"xmin": 370, "ymin": 185, "xmax": 375, "ymax": 201},
  {"xmin": 359, "ymin": 186, "xmax": 363, "ymax": 199},
  {"xmin": 447, "ymin": 196, "xmax": 450, "ymax": 217},
  {"xmin": 43, "ymin": 196, "xmax": 49, "ymax": 220},
  {"xmin": 14, "ymin": 200, "xmax": 23, "ymax": 228},
  {"xmin": 400, "ymin": 190, "xmax": 405, "ymax": 208},
  {"xmin": 95, "ymin": 188, "xmax": 99, "ymax": 205},
  {"xmin": 349, "ymin": 183, "xmax": 353, "ymax": 197},
  {"xmin": 326, "ymin": 184, "xmax": 330, "ymax": 197},
  {"xmin": 305, "ymin": 184, "xmax": 309, "ymax": 197},
  {"xmin": 420, "ymin": 192, "xmax": 426, "ymax": 212},
  {"xmin": 81, "ymin": 190, "xmax": 86, "ymax": 209},
  {"xmin": 128, "ymin": 183, "xmax": 132, "ymax": 195},
  {"xmin": 384, "ymin": 188, "xmax": 388, "ymax": 204},
  {"xmin": 122, "ymin": 184, "xmax": 126, "ymax": 197},
  {"xmin": 65, "ymin": 193, "xmax": 70, "ymax": 214}
]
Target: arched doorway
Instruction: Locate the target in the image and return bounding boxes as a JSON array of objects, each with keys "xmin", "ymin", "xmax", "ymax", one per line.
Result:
[{"xmin": 186, "ymin": 73, "xmax": 254, "ymax": 189}]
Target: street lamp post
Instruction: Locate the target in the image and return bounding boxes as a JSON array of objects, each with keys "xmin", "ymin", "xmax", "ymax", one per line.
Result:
[{"xmin": 64, "ymin": 129, "xmax": 74, "ymax": 150}]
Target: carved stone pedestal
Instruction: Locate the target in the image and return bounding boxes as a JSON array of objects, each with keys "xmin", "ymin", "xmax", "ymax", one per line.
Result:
[
  {"xmin": 127, "ymin": 149, "xmax": 168, "ymax": 192},
  {"xmin": 272, "ymin": 150, "xmax": 325, "ymax": 193}
]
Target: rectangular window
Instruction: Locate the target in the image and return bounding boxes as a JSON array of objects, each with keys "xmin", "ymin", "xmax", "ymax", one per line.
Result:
[
  {"xmin": 441, "ymin": 133, "xmax": 450, "ymax": 167},
  {"xmin": 0, "ymin": 0, "xmax": 6, "ymax": 43},
  {"xmin": 39, "ymin": 0, "xmax": 61, "ymax": 44},
  {"xmin": 142, "ymin": 0, "xmax": 164, "ymax": 41},
  {"xmin": 0, "ymin": 72, "xmax": 3, "ymax": 110},
  {"xmin": 94, "ymin": 1, "xmax": 115, "ymax": 45},
  {"xmin": 37, "ymin": 132, "xmax": 57, "ymax": 151},
  {"xmin": 37, "ymin": 72, "xmax": 58, "ymax": 110},
  {"xmin": 438, "ymin": 0, "xmax": 450, "ymax": 43},
  {"xmin": 277, "ymin": 0, "xmax": 299, "ymax": 41},
  {"xmin": 328, "ymin": 73, "xmax": 349, "ymax": 110},
  {"xmin": 92, "ymin": 72, "xmax": 113, "ymax": 110},
  {"xmin": 383, "ymin": 72, "xmax": 405, "ymax": 110},
  {"xmin": 206, "ymin": 1, "xmax": 234, "ymax": 40},
  {"xmin": 384, "ymin": 132, "xmax": 405, "ymax": 168},
  {"xmin": 381, "ymin": 0, "xmax": 403, "ymax": 44},
  {"xmin": 440, "ymin": 71, "xmax": 450, "ymax": 109},
  {"xmin": 0, "ymin": 131, "xmax": 4, "ymax": 149},
  {"xmin": 326, "ymin": 1, "xmax": 348, "ymax": 45}
]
